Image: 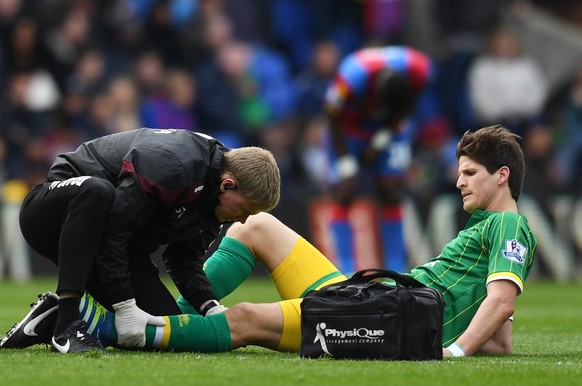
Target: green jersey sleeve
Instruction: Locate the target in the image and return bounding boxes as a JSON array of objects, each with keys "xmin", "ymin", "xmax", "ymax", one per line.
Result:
[{"xmin": 484, "ymin": 212, "xmax": 537, "ymax": 294}]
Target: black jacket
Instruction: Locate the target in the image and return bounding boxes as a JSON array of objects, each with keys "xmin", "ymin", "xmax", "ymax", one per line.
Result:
[{"xmin": 48, "ymin": 128, "xmax": 227, "ymax": 310}]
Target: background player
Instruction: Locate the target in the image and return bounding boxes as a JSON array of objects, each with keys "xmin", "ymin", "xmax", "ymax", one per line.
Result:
[{"xmin": 311, "ymin": 45, "xmax": 432, "ymax": 274}]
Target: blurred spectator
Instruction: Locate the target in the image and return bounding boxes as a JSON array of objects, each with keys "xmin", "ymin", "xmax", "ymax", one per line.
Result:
[
  {"xmin": 62, "ymin": 47, "xmax": 108, "ymax": 139},
  {"xmin": 216, "ymin": 39, "xmax": 268, "ymax": 140},
  {"xmin": 84, "ymin": 93, "xmax": 116, "ymax": 137},
  {"xmin": 98, "ymin": 2, "xmax": 145, "ymax": 74},
  {"xmin": 140, "ymin": 67, "xmax": 197, "ymax": 130},
  {"xmin": 190, "ymin": 10, "xmax": 244, "ymax": 147},
  {"xmin": 407, "ymin": 61, "xmax": 455, "ymax": 198},
  {"xmin": 103, "ymin": 75, "xmax": 141, "ymax": 133},
  {"xmin": 142, "ymin": 0, "xmax": 189, "ymax": 66},
  {"xmin": 0, "ymin": 71, "xmax": 60, "ymax": 179},
  {"xmin": 260, "ymin": 119, "xmax": 315, "ymax": 201},
  {"xmin": 294, "ymin": 39, "xmax": 340, "ymax": 121},
  {"xmin": 521, "ymin": 124, "xmax": 565, "ymax": 218},
  {"xmin": 226, "ymin": 0, "xmax": 270, "ymax": 42},
  {"xmin": 134, "ymin": 49, "xmax": 166, "ymax": 97},
  {"xmin": 43, "ymin": 5, "xmax": 94, "ymax": 92},
  {"xmin": 0, "ymin": 0, "xmax": 25, "ymax": 73},
  {"xmin": 0, "ymin": 178, "xmax": 31, "ymax": 282},
  {"xmin": 549, "ymin": 64, "xmax": 582, "ymax": 195},
  {"xmin": 65, "ymin": 47, "xmax": 107, "ymax": 99},
  {"xmin": 299, "ymin": 114, "xmax": 329, "ymax": 195},
  {"xmin": 435, "ymin": 0, "xmax": 504, "ymax": 53},
  {"xmin": 216, "ymin": 39, "xmax": 296, "ymax": 144},
  {"xmin": 181, "ymin": 0, "xmax": 232, "ymax": 66},
  {"xmin": 181, "ymin": 0, "xmax": 268, "ymax": 45},
  {"xmin": 467, "ymin": 26, "xmax": 549, "ymax": 136},
  {"xmin": 432, "ymin": 0, "xmax": 505, "ymax": 135},
  {"xmin": 0, "ymin": 0, "xmax": 22, "ymax": 26},
  {"xmin": 1, "ymin": 15, "xmax": 49, "ymax": 75},
  {"xmin": 251, "ymin": 44, "xmax": 296, "ymax": 125},
  {"xmin": 268, "ymin": 0, "xmax": 315, "ymax": 70},
  {"xmin": 269, "ymin": 0, "xmax": 364, "ymax": 71}
]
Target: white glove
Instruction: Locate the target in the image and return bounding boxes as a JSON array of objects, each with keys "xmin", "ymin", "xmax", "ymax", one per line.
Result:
[
  {"xmin": 205, "ymin": 304, "xmax": 229, "ymax": 316},
  {"xmin": 370, "ymin": 129, "xmax": 393, "ymax": 151},
  {"xmin": 200, "ymin": 299, "xmax": 229, "ymax": 316},
  {"xmin": 335, "ymin": 155, "xmax": 359, "ymax": 180},
  {"xmin": 112, "ymin": 298, "xmax": 166, "ymax": 348}
]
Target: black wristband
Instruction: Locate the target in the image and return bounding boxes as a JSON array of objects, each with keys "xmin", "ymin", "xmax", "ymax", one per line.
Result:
[{"xmin": 200, "ymin": 300, "xmax": 220, "ymax": 316}]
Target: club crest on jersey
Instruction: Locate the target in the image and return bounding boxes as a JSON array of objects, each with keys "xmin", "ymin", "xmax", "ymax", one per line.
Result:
[{"xmin": 502, "ymin": 239, "xmax": 527, "ymax": 265}]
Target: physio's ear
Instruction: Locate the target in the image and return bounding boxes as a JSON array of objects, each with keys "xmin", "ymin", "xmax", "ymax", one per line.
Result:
[{"xmin": 220, "ymin": 178, "xmax": 238, "ymax": 192}]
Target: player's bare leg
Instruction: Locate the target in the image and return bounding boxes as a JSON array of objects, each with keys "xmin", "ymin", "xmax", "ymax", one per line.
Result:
[{"xmin": 226, "ymin": 302, "xmax": 284, "ymax": 350}]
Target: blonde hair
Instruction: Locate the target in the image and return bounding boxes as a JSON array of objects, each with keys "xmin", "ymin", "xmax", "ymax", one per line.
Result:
[{"xmin": 222, "ymin": 147, "xmax": 281, "ymax": 211}]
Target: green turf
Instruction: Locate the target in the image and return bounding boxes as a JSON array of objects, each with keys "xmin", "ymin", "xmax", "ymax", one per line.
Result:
[{"xmin": 0, "ymin": 277, "xmax": 580, "ymax": 386}]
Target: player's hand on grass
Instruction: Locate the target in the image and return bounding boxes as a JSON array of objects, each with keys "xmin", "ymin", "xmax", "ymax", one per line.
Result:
[{"xmin": 113, "ymin": 298, "xmax": 166, "ymax": 347}]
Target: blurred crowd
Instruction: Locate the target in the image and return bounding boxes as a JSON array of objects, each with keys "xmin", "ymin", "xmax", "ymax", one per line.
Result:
[{"xmin": 1, "ymin": 0, "xmax": 582, "ymax": 280}]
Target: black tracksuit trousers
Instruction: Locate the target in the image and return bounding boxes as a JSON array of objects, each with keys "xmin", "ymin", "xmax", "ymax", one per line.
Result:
[{"xmin": 19, "ymin": 177, "xmax": 181, "ymax": 315}]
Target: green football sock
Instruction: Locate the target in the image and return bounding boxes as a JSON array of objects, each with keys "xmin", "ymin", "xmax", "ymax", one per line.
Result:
[
  {"xmin": 79, "ymin": 293, "xmax": 232, "ymax": 352},
  {"xmin": 177, "ymin": 236, "xmax": 257, "ymax": 314},
  {"xmin": 145, "ymin": 314, "xmax": 232, "ymax": 352}
]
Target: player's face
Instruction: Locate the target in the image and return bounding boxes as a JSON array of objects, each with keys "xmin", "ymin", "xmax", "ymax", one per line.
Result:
[
  {"xmin": 456, "ymin": 156, "xmax": 500, "ymax": 213},
  {"xmin": 215, "ymin": 190, "xmax": 258, "ymax": 224}
]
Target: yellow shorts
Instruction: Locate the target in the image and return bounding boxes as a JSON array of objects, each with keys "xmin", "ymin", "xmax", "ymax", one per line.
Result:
[
  {"xmin": 271, "ymin": 236, "xmax": 345, "ymax": 299},
  {"xmin": 272, "ymin": 237, "xmax": 347, "ymax": 352}
]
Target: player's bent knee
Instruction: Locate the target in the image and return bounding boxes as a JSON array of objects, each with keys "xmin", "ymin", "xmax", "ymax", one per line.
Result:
[{"xmin": 226, "ymin": 213, "xmax": 278, "ymax": 246}]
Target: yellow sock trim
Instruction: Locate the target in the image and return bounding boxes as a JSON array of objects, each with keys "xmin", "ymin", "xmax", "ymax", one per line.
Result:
[{"xmin": 160, "ymin": 316, "xmax": 171, "ymax": 349}]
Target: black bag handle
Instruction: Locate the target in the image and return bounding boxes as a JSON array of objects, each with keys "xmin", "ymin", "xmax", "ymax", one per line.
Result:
[{"xmin": 347, "ymin": 268, "xmax": 425, "ymax": 288}]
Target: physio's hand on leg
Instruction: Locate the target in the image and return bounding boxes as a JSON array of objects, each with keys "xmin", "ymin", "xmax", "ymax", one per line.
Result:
[{"xmin": 112, "ymin": 298, "xmax": 166, "ymax": 347}]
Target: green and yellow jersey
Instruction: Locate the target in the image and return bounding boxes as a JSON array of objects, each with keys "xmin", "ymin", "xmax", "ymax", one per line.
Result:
[{"xmin": 407, "ymin": 209, "xmax": 537, "ymax": 345}]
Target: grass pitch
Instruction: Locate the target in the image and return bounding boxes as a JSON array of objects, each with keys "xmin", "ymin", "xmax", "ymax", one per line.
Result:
[{"xmin": 0, "ymin": 276, "xmax": 580, "ymax": 386}]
